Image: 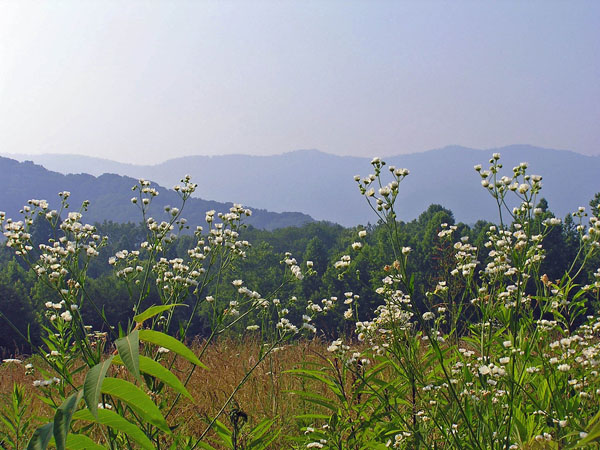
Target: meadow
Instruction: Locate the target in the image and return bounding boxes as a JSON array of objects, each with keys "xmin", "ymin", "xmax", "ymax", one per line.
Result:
[{"xmin": 1, "ymin": 154, "xmax": 600, "ymax": 449}]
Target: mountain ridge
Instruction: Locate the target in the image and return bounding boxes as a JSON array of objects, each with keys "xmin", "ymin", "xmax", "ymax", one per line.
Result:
[
  {"xmin": 2, "ymin": 145, "xmax": 598, "ymax": 226},
  {"xmin": 0, "ymin": 157, "xmax": 314, "ymax": 230}
]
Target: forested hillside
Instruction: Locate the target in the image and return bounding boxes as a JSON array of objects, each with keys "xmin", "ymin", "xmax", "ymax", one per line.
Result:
[
  {"xmin": 0, "ymin": 156, "xmax": 313, "ymax": 231},
  {"xmin": 5, "ymin": 145, "xmax": 600, "ymax": 225},
  {"xmin": 2, "ymin": 195, "xmax": 597, "ymax": 352}
]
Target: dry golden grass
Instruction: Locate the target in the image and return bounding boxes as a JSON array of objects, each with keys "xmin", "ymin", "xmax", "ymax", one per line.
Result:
[{"xmin": 0, "ymin": 338, "xmax": 336, "ymax": 448}]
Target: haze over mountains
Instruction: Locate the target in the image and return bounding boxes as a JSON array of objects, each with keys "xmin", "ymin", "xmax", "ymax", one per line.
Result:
[
  {"xmin": 0, "ymin": 157, "xmax": 312, "ymax": 230},
  {"xmin": 2, "ymin": 145, "xmax": 599, "ymax": 227}
]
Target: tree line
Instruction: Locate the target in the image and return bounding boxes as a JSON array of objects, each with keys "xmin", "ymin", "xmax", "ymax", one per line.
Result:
[{"xmin": 1, "ymin": 195, "xmax": 599, "ymax": 353}]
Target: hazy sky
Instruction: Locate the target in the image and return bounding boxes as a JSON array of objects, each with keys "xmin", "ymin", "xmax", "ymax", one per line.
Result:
[{"xmin": 1, "ymin": 1, "xmax": 598, "ymax": 164}]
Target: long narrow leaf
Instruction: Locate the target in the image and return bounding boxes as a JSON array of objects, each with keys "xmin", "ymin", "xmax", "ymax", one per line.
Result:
[
  {"xmin": 73, "ymin": 409, "xmax": 154, "ymax": 450},
  {"xmin": 54, "ymin": 390, "xmax": 84, "ymax": 450},
  {"xmin": 115, "ymin": 329, "xmax": 140, "ymax": 382},
  {"xmin": 101, "ymin": 377, "xmax": 171, "ymax": 433},
  {"xmin": 141, "ymin": 355, "xmax": 194, "ymax": 400},
  {"xmin": 84, "ymin": 355, "xmax": 114, "ymax": 419},
  {"xmin": 65, "ymin": 434, "xmax": 106, "ymax": 449},
  {"xmin": 112, "ymin": 354, "xmax": 193, "ymax": 400},
  {"xmin": 138, "ymin": 329, "xmax": 206, "ymax": 368},
  {"xmin": 133, "ymin": 304, "xmax": 187, "ymax": 324},
  {"xmin": 26, "ymin": 422, "xmax": 53, "ymax": 450}
]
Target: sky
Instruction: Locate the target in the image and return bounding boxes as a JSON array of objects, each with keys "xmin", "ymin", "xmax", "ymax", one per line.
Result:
[{"xmin": 0, "ymin": 0, "xmax": 599, "ymax": 164}]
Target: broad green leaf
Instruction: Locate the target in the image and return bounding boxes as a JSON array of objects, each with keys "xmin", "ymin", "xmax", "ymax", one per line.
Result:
[
  {"xmin": 65, "ymin": 434, "xmax": 106, "ymax": 449},
  {"xmin": 138, "ymin": 329, "xmax": 206, "ymax": 369},
  {"xmin": 133, "ymin": 304, "xmax": 186, "ymax": 324},
  {"xmin": 73, "ymin": 409, "xmax": 154, "ymax": 450},
  {"xmin": 115, "ymin": 329, "xmax": 140, "ymax": 382},
  {"xmin": 84, "ymin": 355, "xmax": 114, "ymax": 419},
  {"xmin": 26, "ymin": 422, "xmax": 53, "ymax": 450},
  {"xmin": 54, "ymin": 390, "xmax": 84, "ymax": 450},
  {"xmin": 101, "ymin": 377, "xmax": 171, "ymax": 433},
  {"xmin": 141, "ymin": 355, "xmax": 193, "ymax": 399},
  {"xmin": 112, "ymin": 354, "xmax": 192, "ymax": 400}
]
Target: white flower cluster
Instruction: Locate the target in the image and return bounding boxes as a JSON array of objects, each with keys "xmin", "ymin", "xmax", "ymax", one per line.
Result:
[
  {"xmin": 172, "ymin": 174, "xmax": 197, "ymax": 195},
  {"xmin": 33, "ymin": 377, "xmax": 61, "ymax": 388},
  {"xmin": 283, "ymin": 252, "xmax": 304, "ymax": 280},
  {"xmin": 355, "ymin": 158, "xmax": 409, "ymax": 214},
  {"xmin": 153, "ymin": 256, "xmax": 204, "ymax": 292},
  {"xmin": 334, "ymin": 254, "xmax": 351, "ymax": 270},
  {"xmin": 475, "ymin": 156, "xmax": 543, "ymax": 201},
  {"xmin": 44, "ymin": 300, "xmax": 76, "ymax": 322},
  {"xmin": 2, "ymin": 197, "xmax": 104, "ymax": 286},
  {"xmin": 355, "ymin": 284, "xmax": 413, "ymax": 345},
  {"xmin": 450, "ymin": 237, "xmax": 478, "ymax": 277},
  {"xmin": 131, "ymin": 179, "xmax": 159, "ymax": 206},
  {"xmin": 482, "ymin": 225, "xmax": 544, "ymax": 281}
]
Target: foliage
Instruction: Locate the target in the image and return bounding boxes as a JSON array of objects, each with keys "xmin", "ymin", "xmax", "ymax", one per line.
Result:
[
  {"xmin": 0, "ymin": 176, "xmax": 312, "ymax": 449},
  {"xmin": 1, "ymin": 154, "xmax": 600, "ymax": 449},
  {"xmin": 293, "ymin": 154, "xmax": 600, "ymax": 449}
]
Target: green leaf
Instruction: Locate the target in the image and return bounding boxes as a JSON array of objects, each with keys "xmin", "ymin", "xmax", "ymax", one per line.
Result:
[
  {"xmin": 84, "ymin": 355, "xmax": 114, "ymax": 419},
  {"xmin": 138, "ymin": 329, "xmax": 207, "ymax": 369},
  {"xmin": 133, "ymin": 304, "xmax": 187, "ymax": 324},
  {"xmin": 115, "ymin": 329, "xmax": 140, "ymax": 382},
  {"xmin": 112, "ymin": 354, "xmax": 193, "ymax": 400},
  {"xmin": 65, "ymin": 434, "xmax": 106, "ymax": 449},
  {"xmin": 54, "ymin": 390, "xmax": 84, "ymax": 450},
  {"xmin": 73, "ymin": 409, "xmax": 154, "ymax": 450},
  {"xmin": 26, "ymin": 422, "xmax": 53, "ymax": 450},
  {"xmin": 101, "ymin": 377, "xmax": 171, "ymax": 433},
  {"xmin": 141, "ymin": 355, "xmax": 194, "ymax": 399}
]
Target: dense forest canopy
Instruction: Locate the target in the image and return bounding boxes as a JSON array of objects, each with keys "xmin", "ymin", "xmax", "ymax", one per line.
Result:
[{"xmin": 2, "ymin": 193, "xmax": 598, "ymax": 353}]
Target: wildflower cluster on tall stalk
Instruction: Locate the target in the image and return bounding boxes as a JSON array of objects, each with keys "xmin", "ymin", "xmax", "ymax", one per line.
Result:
[
  {"xmin": 1, "ymin": 176, "xmax": 315, "ymax": 449},
  {"xmin": 296, "ymin": 154, "xmax": 600, "ymax": 449}
]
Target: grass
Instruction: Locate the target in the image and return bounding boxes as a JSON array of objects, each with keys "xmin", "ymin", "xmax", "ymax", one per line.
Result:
[{"xmin": 0, "ymin": 338, "xmax": 338, "ymax": 449}]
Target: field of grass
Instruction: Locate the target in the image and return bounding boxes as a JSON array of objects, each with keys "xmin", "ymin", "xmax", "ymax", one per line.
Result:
[{"xmin": 1, "ymin": 339, "xmax": 345, "ymax": 449}]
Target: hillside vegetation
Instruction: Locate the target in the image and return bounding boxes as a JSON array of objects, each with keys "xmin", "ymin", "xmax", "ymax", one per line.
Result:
[{"xmin": 1, "ymin": 153, "xmax": 600, "ymax": 449}]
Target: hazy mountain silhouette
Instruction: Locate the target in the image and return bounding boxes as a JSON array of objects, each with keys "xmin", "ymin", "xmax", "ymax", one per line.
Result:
[
  {"xmin": 0, "ymin": 157, "xmax": 313, "ymax": 230},
  {"xmin": 3, "ymin": 145, "xmax": 598, "ymax": 226}
]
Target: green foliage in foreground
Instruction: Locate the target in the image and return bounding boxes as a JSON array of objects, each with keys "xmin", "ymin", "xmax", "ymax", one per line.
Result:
[{"xmin": 0, "ymin": 154, "xmax": 600, "ymax": 449}]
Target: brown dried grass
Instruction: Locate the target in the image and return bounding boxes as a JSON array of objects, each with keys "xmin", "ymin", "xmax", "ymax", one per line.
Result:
[{"xmin": 0, "ymin": 338, "xmax": 335, "ymax": 448}]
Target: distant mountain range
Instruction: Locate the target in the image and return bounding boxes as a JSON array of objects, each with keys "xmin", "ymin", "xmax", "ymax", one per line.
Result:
[
  {"xmin": 2, "ymin": 145, "xmax": 599, "ymax": 226},
  {"xmin": 0, "ymin": 157, "xmax": 313, "ymax": 230}
]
